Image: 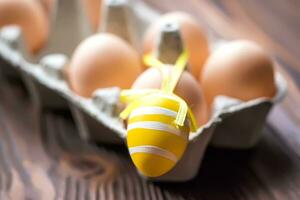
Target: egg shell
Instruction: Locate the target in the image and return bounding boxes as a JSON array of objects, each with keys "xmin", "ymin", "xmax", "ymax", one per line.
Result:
[
  {"xmin": 68, "ymin": 33, "xmax": 141, "ymax": 97},
  {"xmin": 127, "ymin": 93, "xmax": 189, "ymax": 177},
  {"xmin": 200, "ymin": 40, "xmax": 277, "ymax": 109},
  {"xmin": 132, "ymin": 66, "xmax": 208, "ymax": 126},
  {"xmin": 0, "ymin": 0, "xmax": 49, "ymax": 54},
  {"xmin": 143, "ymin": 12, "xmax": 209, "ymax": 79}
]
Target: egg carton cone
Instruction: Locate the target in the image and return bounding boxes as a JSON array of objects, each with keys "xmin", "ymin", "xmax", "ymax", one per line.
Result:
[
  {"xmin": 100, "ymin": 0, "xmax": 137, "ymax": 47},
  {"xmin": 0, "ymin": 0, "xmax": 288, "ymax": 181}
]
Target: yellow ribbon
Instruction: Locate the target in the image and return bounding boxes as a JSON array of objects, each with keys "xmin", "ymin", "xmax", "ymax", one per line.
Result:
[
  {"xmin": 143, "ymin": 54, "xmax": 170, "ymax": 91},
  {"xmin": 120, "ymin": 50, "xmax": 198, "ymax": 132}
]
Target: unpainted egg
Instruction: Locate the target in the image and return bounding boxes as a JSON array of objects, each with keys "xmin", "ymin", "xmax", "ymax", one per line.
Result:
[
  {"xmin": 68, "ymin": 33, "xmax": 142, "ymax": 97},
  {"xmin": 143, "ymin": 12, "xmax": 209, "ymax": 79},
  {"xmin": 200, "ymin": 40, "xmax": 277, "ymax": 109},
  {"xmin": 0, "ymin": 0, "xmax": 49, "ymax": 54},
  {"xmin": 132, "ymin": 66, "xmax": 208, "ymax": 126}
]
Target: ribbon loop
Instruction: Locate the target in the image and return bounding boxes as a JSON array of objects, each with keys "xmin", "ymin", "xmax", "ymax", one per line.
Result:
[
  {"xmin": 121, "ymin": 50, "xmax": 198, "ymax": 131},
  {"xmin": 169, "ymin": 50, "xmax": 188, "ymax": 93}
]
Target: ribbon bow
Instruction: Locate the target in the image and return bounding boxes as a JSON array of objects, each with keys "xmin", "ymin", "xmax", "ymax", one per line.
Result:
[{"xmin": 119, "ymin": 51, "xmax": 198, "ymax": 132}]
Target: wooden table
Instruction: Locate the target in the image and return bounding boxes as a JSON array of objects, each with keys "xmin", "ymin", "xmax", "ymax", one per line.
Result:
[{"xmin": 0, "ymin": 0, "xmax": 299, "ymax": 199}]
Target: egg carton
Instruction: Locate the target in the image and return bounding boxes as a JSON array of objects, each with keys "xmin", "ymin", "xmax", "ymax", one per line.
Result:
[{"xmin": 0, "ymin": 0, "xmax": 287, "ymax": 181}]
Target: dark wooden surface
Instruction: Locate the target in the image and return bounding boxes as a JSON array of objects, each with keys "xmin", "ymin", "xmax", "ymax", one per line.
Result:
[{"xmin": 0, "ymin": 0, "xmax": 300, "ymax": 199}]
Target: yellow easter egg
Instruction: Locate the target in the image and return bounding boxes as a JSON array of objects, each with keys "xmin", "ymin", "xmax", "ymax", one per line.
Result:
[{"xmin": 126, "ymin": 93, "xmax": 190, "ymax": 177}]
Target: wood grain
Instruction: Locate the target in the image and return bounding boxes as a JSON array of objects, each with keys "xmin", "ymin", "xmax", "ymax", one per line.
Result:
[{"xmin": 0, "ymin": 0, "xmax": 300, "ymax": 199}]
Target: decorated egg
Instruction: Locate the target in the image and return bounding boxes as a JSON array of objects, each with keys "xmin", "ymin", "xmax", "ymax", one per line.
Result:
[
  {"xmin": 132, "ymin": 66, "xmax": 208, "ymax": 126},
  {"xmin": 0, "ymin": 0, "xmax": 49, "ymax": 54},
  {"xmin": 126, "ymin": 92, "xmax": 191, "ymax": 177},
  {"xmin": 200, "ymin": 40, "xmax": 277, "ymax": 109},
  {"xmin": 143, "ymin": 11, "xmax": 209, "ymax": 78},
  {"xmin": 68, "ymin": 33, "xmax": 141, "ymax": 97},
  {"xmin": 120, "ymin": 50, "xmax": 199, "ymax": 177}
]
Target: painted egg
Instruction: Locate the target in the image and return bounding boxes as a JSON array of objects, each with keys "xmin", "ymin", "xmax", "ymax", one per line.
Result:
[
  {"xmin": 68, "ymin": 33, "xmax": 141, "ymax": 97},
  {"xmin": 200, "ymin": 40, "xmax": 277, "ymax": 109},
  {"xmin": 0, "ymin": 0, "xmax": 49, "ymax": 54},
  {"xmin": 127, "ymin": 93, "xmax": 189, "ymax": 177},
  {"xmin": 143, "ymin": 11, "xmax": 209, "ymax": 78}
]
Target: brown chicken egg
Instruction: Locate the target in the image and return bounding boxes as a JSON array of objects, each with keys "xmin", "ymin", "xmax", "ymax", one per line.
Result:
[
  {"xmin": 0, "ymin": 0, "xmax": 49, "ymax": 54},
  {"xmin": 132, "ymin": 66, "xmax": 208, "ymax": 126},
  {"xmin": 200, "ymin": 40, "xmax": 277, "ymax": 109},
  {"xmin": 68, "ymin": 33, "xmax": 141, "ymax": 97},
  {"xmin": 143, "ymin": 12, "xmax": 209, "ymax": 79}
]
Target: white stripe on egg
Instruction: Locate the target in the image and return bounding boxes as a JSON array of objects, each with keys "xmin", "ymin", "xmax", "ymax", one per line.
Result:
[
  {"xmin": 128, "ymin": 121, "xmax": 188, "ymax": 138},
  {"xmin": 129, "ymin": 145, "xmax": 178, "ymax": 162},
  {"xmin": 130, "ymin": 106, "xmax": 177, "ymax": 118}
]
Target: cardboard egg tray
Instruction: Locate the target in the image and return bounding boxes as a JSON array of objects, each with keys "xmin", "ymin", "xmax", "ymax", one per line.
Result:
[{"xmin": 0, "ymin": 0, "xmax": 287, "ymax": 181}]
